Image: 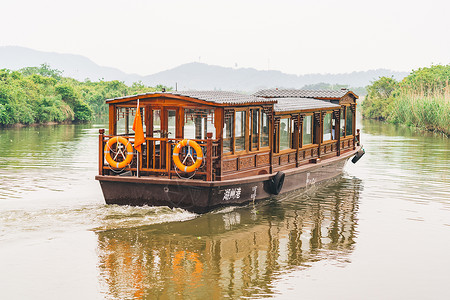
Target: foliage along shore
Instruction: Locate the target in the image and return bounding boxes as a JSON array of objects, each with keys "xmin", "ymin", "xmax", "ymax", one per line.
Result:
[
  {"xmin": 362, "ymin": 64, "xmax": 450, "ymax": 136},
  {"xmin": 0, "ymin": 64, "xmax": 170, "ymax": 127}
]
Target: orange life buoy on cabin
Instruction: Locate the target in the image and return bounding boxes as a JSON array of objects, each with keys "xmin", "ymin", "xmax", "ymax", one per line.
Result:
[
  {"xmin": 104, "ymin": 136, "xmax": 134, "ymax": 169},
  {"xmin": 172, "ymin": 139, "xmax": 203, "ymax": 173}
]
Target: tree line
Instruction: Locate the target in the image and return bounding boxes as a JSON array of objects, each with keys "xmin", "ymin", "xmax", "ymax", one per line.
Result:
[
  {"xmin": 362, "ymin": 64, "xmax": 450, "ymax": 136},
  {"xmin": 0, "ymin": 64, "xmax": 170, "ymax": 126}
]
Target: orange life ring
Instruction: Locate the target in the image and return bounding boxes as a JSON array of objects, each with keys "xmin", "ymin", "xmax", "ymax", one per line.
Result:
[
  {"xmin": 104, "ymin": 136, "xmax": 134, "ymax": 169},
  {"xmin": 172, "ymin": 139, "xmax": 203, "ymax": 172}
]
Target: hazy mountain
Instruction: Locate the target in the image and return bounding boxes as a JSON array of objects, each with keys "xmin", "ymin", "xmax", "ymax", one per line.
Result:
[
  {"xmin": 144, "ymin": 62, "xmax": 408, "ymax": 92},
  {"xmin": 0, "ymin": 46, "xmax": 142, "ymax": 83},
  {"xmin": 0, "ymin": 46, "xmax": 408, "ymax": 92}
]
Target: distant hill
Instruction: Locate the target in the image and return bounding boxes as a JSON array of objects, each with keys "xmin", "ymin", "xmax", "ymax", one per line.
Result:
[
  {"xmin": 143, "ymin": 62, "xmax": 408, "ymax": 92},
  {"xmin": 0, "ymin": 46, "xmax": 408, "ymax": 92},
  {"xmin": 0, "ymin": 46, "xmax": 142, "ymax": 83}
]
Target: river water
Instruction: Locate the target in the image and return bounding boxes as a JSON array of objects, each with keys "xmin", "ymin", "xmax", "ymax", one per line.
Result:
[{"xmin": 0, "ymin": 116, "xmax": 449, "ymax": 299}]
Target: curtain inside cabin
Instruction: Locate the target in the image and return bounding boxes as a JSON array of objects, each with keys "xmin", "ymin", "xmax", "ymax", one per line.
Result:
[
  {"xmin": 323, "ymin": 113, "xmax": 332, "ymax": 141},
  {"xmin": 302, "ymin": 115, "xmax": 312, "ymax": 145}
]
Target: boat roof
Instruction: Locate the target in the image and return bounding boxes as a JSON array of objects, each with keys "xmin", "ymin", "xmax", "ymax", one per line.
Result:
[
  {"xmin": 253, "ymin": 89, "xmax": 358, "ymax": 99},
  {"xmin": 274, "ymin": 97, "xmax": 341, "ymax": 113},
  {"xmin": 106, "ymin": 91, "xmax": 276, "ymax": 106},
  {"xmin": 106, "ymin": 90, "xmax": 349, "ymax": 113}
]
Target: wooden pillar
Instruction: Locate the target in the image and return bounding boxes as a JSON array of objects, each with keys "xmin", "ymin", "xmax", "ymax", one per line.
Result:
[
  {"xmin": 297, "ymin": 114, "xmax": 304, "ymax": 167},
  {"xmin": 206, "ymin": 132, "xmax": 213, "ymax": 181},
  {"xmin": 99, "ymin": 129, "xmax": 105, "ymax": 175},
  {"xmin": 244, "ymin": 108, "xmax": 249, "ymax": 152},
  {"xmin": 273, "ymin": 117, "xmax": 280, "ymax": 154},
  {"xmin": 357, "ymin": 129, "xmax": 361, "ymax": 146},
  {"xmin": 195, "ymin": 114, "xmax": 202, "ymax": 139},
  {"xmin": 292, "ymin": 114, "xmax": 300, "ymax": 167},
  {"xmin": 334, "ymin": 109, "xmax": 341, "ymax": 156},
  {"xmin": 145, "ymin": 105, "xmax": 152, "ymax": 136},
  {"xmin": 342, "ymin": 106, "xmax": 346, "ymax": 139},
  {"xmin": 217, "ymin": 108, "xmax": 225, "ymax": 179},
  {"xmin": 109, "ymin": 105, "xmax": 117, "ymax": 135},
  {"xmin": 267, "ymin": 107, "xmax": 274, "ymax": 174},
  {"xmin": 314, "ymin": 112, "xmax": 322, "ymax": 158},
  {"xmin": 168, "ymin": 140, "xmax": 172, "ymax": 179},
  {"xmin": 125, "ymin": 108, "xmax": 129, "ymax": 135},
  {"xmin": 351, "ymin": 103, "xmax": 356, "ymax": 150},
  {"xmin": 176, "ymin": 108, "xmax": 184, "ymax": 139}
]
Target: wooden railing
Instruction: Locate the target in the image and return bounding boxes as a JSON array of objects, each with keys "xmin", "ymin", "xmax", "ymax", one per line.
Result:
[
  {"xmin": 99, "ymin": 129, "xmax": 361, "ymax": 181},
  {"xmin": 99, "ymin": 129, "xmax": 220, "ymax": 181},
  {"xmin": 220, "ymin": 132, "xmax": 360, "ymax": 180}
]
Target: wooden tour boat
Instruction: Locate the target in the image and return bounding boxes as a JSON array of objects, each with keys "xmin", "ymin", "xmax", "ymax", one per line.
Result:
[{"xmin": 95, "ymin": 89, "xmax": 364, "ymax": 212}]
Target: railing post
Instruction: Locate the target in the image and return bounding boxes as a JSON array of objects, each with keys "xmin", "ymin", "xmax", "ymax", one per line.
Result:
[
  {"xmin": 165, "ymin": 139, "xmax": 170, "ymax": 175},
  {"xmin": 206, "ymin": 133, "xmax": 213, "ymax": 181},
  {"xmin": 99, "ymin": 129, "xmax": 105, "ymax": 175},
  {"xmin": 168, "ymin": 140, "xmax": 172, "ymax": 179},
  {"xmin": 356, "ymin": 129, "xmax": 361, "ymax": 146}
]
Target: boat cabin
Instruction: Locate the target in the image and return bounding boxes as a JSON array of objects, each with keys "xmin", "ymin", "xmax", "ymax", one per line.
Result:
[{"xmin": 98, "ymin": 89, "xmax": 359, "ymax": 182}]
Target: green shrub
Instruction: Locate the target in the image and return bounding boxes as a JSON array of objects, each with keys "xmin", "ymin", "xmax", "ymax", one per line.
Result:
[
  {"xmin": 73, "ymin": 99, "xmax": 93, "ymax": 122},
  {"xmin": 0, "ymin": 64, "xmax": 174, "ymax": 126}
]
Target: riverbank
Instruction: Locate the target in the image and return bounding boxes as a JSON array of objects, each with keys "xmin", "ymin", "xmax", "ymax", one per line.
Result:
[
  {"xmin": 389, "ymin": 91, "xmax": 449, "ymax": 136},
  {"xmin": 361, "ymin": 64, "xmax": 450, "ymax": 136},
  {"xmin": 0, "ymin": 64, "xmax": 169, "ymax": 127}
]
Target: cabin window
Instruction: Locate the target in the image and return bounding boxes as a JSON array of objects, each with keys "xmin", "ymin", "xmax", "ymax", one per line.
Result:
[
  {"xmin": 184, "ymin": 109, "xmax": 216, "ymax": 140},
  {"xmin": 223, "ymin": 113, "xmax": 233, "ymax": 153},
  {"xmin": 153, "ymin": 109, "xmax": 161, "ymax": 138},
  {"xmin": 346, "ymin": 108, "xmax": 353, "ymax": 136},
  {"xmin": 323, "ymin": 113, "xmax": 332, "ymax": 141},
  {"xmin": 302, "ymin": 115, "xmax": 313, "ymax": 145},
  {"xmin": 279, "ymin": 117, "xmax": 291, "ymax": 151},
  {"xmin": 250, "ymin": 108, "xmax": 259, "ymax": 150},
  {"xmin": 167, "ymin": 109, "xmax": 176, "ymax": 139},
  {"xmin": 340, "ymin": 109, "xmax": 345, "ymax": 137},
  {"xmin": 260, "ymin": 111, "xmax": 269, "ymax": 148},
  {"xmin": 116, "ymin": 106, "xmax": 146, "ymax": 135},
  {"xmin": 235, "ymin": 111, "xmax": 246, "ymax": 152}
]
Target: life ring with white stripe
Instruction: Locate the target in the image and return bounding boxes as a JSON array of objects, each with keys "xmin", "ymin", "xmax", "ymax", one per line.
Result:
[
  {"xmin": 104, "ymin": 136, "xmax": 134, "ymax": 169},
  {"xmin": 173, "ymin": 139, "xmax": 203, "ymax": 173}
]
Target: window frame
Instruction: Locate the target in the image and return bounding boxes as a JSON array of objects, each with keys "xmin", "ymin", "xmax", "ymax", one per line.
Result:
[
  {"xmin": 278, "ymin": 116, "xmax": 293, "ymax": 153},
  {"xmin": 322, "ymin": 112, "xmax": 333, "ymax": 142},
  {"xmin": 301, "ymin": 114, "xmax": 314, "ymax": 148},
  {"xmin": 234, "ymin": 109, "xmax": 247, "ymax": 153},
  {"xmin": 260, "ymin": 109, "xmax": 270, "ymax": 150},
  {"xmin": 345, "ymin": 105, "xmax": 354, "ymax": 137},
  {"xmin": 250, "ymin": 108, "xmax": 260, "ymax": 151},
  {"xmin": 183, "ymin": 108, "xmax": 216, "ymax": 140},
  {"xmin": 223, "ymin": 110, "xmax": 234, "ymax": 155}
]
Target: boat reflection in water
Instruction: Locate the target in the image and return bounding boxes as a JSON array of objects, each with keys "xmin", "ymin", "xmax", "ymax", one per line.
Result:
[{"xmin": 96, "ymin": 176, "xmax": 362, "ymax": 299}]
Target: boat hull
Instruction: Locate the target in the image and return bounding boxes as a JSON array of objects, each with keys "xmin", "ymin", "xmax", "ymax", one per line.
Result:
[{"xmin": 96, "ymin": 148, "xmax": 359, "ymax": 213}]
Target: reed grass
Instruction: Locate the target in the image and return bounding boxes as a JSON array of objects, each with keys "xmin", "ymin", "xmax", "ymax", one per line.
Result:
[{"xmin": 389, "ymin": 85, "xmax": 450, "ymax": 136}]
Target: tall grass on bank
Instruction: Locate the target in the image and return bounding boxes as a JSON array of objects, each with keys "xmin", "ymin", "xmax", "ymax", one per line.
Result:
[{"xmin": 390, "ymin": 86, "xmax": 450, "ymax": 136}]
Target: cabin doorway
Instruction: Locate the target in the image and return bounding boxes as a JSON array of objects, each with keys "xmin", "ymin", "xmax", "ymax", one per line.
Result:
[
  {"xmin": 147, "ymin": 107, "xmax": 179, "ymax": 172},
  {"xmin": 150, "ymin": 107, "xmax": 177, "ymax": 139}
]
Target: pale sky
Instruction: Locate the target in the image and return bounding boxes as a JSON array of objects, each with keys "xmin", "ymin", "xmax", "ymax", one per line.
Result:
[{"xmin": 1, "ymin": 0, "xmax": 449, "ymax": 76}]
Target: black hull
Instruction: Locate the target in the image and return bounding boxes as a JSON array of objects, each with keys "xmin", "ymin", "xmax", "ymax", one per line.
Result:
[{"xmin": 96, "ymin": 149, "xmax": 359, "ymax": 213}]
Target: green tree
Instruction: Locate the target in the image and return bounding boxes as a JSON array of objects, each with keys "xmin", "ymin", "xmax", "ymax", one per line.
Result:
[{"xmin": 55, "ymin": 84, "xmax": 77, "ymax": 106}]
